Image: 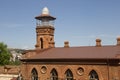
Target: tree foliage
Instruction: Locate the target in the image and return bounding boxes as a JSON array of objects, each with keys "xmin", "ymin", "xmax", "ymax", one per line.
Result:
[{"xmin": 0, "ymin": 42, "xmax": 11, "ymax": 65}]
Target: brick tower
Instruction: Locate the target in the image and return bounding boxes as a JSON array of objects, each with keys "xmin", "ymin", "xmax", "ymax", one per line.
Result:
[{"xmin": 35, "ymin": 7, "xmax": 56, "ymax": 49}]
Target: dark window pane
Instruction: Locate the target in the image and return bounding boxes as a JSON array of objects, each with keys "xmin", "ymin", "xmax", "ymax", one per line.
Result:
[
  {"xmin": 89, "ymin": 70, "xmax": 99, "ymax": 80},
  {"xmin": 65, "ymin": 69, "xmax": 73, "ymax": 80},
  {"xmin": 31, "ymin": 68, "xmax": 38, "ymax": 80}
]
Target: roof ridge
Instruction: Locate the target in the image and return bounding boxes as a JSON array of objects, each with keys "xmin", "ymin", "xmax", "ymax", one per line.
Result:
[{"xmin": 55, "ymin": 45, "xmax": 116, "ymax": 48}]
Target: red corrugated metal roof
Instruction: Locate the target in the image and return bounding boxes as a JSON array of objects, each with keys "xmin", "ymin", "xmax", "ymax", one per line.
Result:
[{"xmin": 28, "ymin": 46, "xmax": 120, "ymax": 59}]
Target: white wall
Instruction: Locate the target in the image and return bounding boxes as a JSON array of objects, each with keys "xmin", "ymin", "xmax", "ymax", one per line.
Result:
[{"xmin": 0, "ymin": 74, "xmax": 18, "ymax": 80}]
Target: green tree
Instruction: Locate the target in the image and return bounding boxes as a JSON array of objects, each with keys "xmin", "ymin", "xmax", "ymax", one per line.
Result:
[{"xmin": 0, "ymin": 42, "xmax": 11, "ymax": 65}]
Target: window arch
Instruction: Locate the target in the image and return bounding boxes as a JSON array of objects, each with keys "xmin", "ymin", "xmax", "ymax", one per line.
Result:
[
  {"xmin": 40, "ymin": 38, "xmax": 43, "ymax": 49},
  {"xmin": 65, "ymin": 69, "xmax": 73, "ymax": 80},
  {"xmin": 89, "ymin": 70, "xmax": 99, "ymax": 80},
  {"xmin": 50, "ymin": 68, "xmax": 58, "ymax": 80},
  {"xmin": 31, "ymin": 68, "xmax": 38, "ymax": 80}
]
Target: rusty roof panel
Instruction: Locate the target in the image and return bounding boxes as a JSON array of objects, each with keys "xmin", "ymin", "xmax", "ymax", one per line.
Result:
[{"xmin": 29, "ymin": 46, "xmax": 120, "ymax": 59}]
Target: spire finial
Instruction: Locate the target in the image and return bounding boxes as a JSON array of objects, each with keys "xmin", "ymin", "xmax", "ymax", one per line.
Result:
[{"xmin": 42, "ymin": 7, "xmax": 49, "ymax": 15}]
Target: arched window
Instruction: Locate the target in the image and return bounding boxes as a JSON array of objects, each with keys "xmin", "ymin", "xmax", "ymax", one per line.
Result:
[
  {"xmin": 31, "ymin": 68, "xmax": 38, "ymax": 80},
  {"xmin": 89, "ymin": 70, "xmax": 99, "ymax": 80},
  {"xmin": 65, "ymin": 69, "xmax": 73, "ymax": 80},
  {"xmin": 50, "ymin": 69, "xmax": 58, "ymax": 80},
  {"xmin": 40, "ymin": 38, "xmax": 43, "ymax": 49}
]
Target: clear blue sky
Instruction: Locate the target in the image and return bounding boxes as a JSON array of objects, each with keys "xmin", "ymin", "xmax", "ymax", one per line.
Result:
[{"xmin": 0, "ymin": 0, "xmax": 120, "ymax": 49}]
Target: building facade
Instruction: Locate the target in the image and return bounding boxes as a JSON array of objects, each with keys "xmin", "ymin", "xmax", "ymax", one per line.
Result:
[{"xmin": 21, "ymin": 7, "xmax": 120, "ymax": 80}]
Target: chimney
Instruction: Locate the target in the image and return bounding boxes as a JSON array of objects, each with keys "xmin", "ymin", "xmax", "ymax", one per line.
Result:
[
  {"xmin": 117, "ymin": 36, "xmax": 120, "ymax": 46},
  {"xmin": 64, "ymin": 41, "xmax": 69, "ymax": 48},
  {"xmin": 96, "ymin": 38, "xmax": 102, "ymax": 47}
]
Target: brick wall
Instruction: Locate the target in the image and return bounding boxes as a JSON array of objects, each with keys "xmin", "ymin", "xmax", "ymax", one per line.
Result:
[{"xmin": 21, "ymin": 63, "xmax": 120, "ymax": 80}]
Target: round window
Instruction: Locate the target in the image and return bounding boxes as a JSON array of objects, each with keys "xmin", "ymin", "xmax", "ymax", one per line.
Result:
[
  {"xmin": 41, "ymin": 66, "xmax": 47, "ymax": 74},
  {"xmin": 77, "ymin": 67, "xmax": 84, "ymax": 76}
]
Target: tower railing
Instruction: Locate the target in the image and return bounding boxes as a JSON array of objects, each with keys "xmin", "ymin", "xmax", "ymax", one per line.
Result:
[{"xmin": 36, "ymin": 20, "xmax": 54, "ymax": 27}]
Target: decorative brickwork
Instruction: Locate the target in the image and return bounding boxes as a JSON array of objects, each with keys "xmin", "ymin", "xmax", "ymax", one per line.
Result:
[{"xmin": 21, "ymin": 63, "xmax": 120, "ymax": 80}]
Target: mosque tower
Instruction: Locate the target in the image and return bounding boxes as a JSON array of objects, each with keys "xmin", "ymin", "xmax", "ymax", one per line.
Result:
[{"xmin": 35, "ymin": 7, "xmax": 56, "ymax": 49}]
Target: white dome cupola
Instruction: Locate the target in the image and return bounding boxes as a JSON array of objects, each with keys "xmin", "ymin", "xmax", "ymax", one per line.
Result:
[
  {"xmin": 42, "ymin": 7, "xmax": 50, "ymax": 15},
  {"xmin": 35, "ymin": 7, "xmax": 56, "ymax": 26}
]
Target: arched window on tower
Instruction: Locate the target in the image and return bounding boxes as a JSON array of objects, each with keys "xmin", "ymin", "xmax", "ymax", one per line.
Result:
[
  {"xmin": 50, "ymin": 69, "xmax": 58, "ymax": 80},
  {"xmin": 89, "ymin": 70, "xmax": 99, "ymax": 80},
  {"xmin": 65, "ymin": 69, "xmax": 73, "ymax": 80},
  {"xmin": 40, "ymin": 38, "xmax": 43, "ymax": 49},
  {"xmin": 31, "ymin": 68, "xmax": 38, "ymax": 80}
]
